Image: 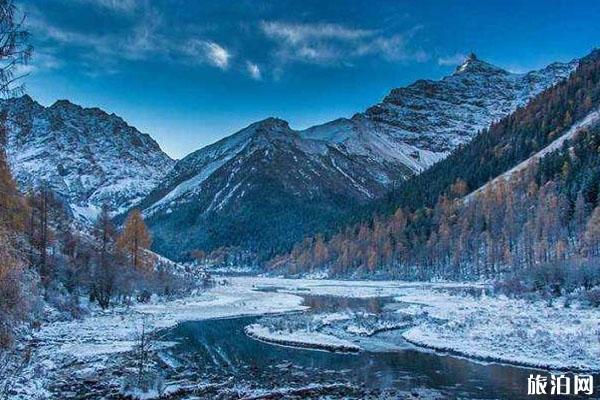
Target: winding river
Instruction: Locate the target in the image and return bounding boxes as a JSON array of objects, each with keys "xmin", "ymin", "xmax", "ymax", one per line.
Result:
[{"xmin": 162, "ymin": 294, "xmax": 580, "ymax": 399}]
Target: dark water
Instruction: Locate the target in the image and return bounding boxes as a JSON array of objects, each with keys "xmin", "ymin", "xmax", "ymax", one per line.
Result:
[{"xmin": 164, "ymin": 295, "xmax": 597, "ymax": 399}]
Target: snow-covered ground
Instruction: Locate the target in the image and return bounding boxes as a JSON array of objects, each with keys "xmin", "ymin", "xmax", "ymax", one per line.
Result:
[
  {"xmin": 38, "ymin": 279, "xmax": 307, "ymax": 359},
  {"xmin": 240, "ymin": 277, "xmax": 600, "ymax": 372},
  {"xmin": 244, "ymin": 276, "xmax": 482, "ymax": 298},
  {"xmin": 244, "ymin": 323, "xmax": 361, "ymax": 353},
  {"xmin": 10, "ymin": 278, "xmax": 307, "ymax": 399},
  {"xmin": 8, "ymin": 276, "xmax": 600, "ymax": 399},
  {"xmin": 396, "ymin": 288, "xmax": 600, "ymax": 372},
  {"xmin": 466, "ymin": 106, "xmax": 600, "ymax": 202}
]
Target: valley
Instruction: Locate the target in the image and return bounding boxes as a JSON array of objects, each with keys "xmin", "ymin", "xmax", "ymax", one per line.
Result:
[{"xmin": 0, "ymin": 2, "xmax": 599, "ymax": 398}]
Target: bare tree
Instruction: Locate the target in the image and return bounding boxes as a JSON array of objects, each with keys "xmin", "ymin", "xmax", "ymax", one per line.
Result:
[
  {"xmin": 0, "ymin": 0, "xmax": 32, "ymax": 98},
  {"xmin": 91, "ymin": 205, "xmax": 118, "ymax": 308}
]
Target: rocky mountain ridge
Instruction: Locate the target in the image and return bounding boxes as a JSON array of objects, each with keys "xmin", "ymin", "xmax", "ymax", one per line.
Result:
[{"xmin": 0, "ymin": 95, "xmax": 174, "ymax": 223}]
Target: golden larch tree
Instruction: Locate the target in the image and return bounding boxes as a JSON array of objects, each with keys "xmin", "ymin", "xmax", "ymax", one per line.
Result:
[
  {"xmin": 117, "ymin": 209, "xmax": 152, "ymax": 271},
  {"xmin": 583, "ymin": 205, "xmax": 600, "ymax": 256}
]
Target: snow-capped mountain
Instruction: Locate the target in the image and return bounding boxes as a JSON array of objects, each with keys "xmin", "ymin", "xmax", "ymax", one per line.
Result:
[
  {"xmin": 305, "ymin": 53, "xmax": 577, "ymax": 164},
  {"xmin": 136, "ymin": 54, "xmax": 577, "ymax": 260},
  {"xmin": 0, "ymin": 95, "xmax": 174, "ymax": 223}
]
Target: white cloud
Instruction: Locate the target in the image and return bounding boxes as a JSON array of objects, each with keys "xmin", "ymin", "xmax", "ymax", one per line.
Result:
[
  {"xmin": 183, "ymin": 40, "xmax": 231, "ymax": 70},
  {"xmin": 20, "ymin": 51, "xmax": 64, "ymax": 75},
  {"xmin": 27, "ymin": 15, "xmax": 111, "ymax": 52},
  {"xmin": 246, "ymin": 61, "xmax": 261, "ymax": 80},
  {"xmin": 13, "ymin": 63, "xmax": 36, "ymax": 77},
  {"xmin": 356, "ymin": 34, "xmax": 429, "ymax": 62},
  {"xmin": 203, "ymin": 41, "xmax": 231, "ymax": 69},
  {"xmin": 438, "ymin": 53, "xmax": 467, "ymax": 66},
  {"xmin": 26, "ymin": 8, "xmax": 232, "ymax": 74},
  {"xmin": 261, "ymin": 21, "xmax": 373, "ymax": 44},
  {"xmin": 260, "ymin": 20, "xmax": 427, "ymax": 66},
  {"xmin": 70, "ymin": 0, "xmax": 140, "ymax": 13}
]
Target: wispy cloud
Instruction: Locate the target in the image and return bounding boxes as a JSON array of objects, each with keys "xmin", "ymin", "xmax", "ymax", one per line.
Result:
[
  {"xmin": 356, "ymin": 31, "xmax": 428, "ymax": 62},
  {"xmin": 246, "ymin": 61, "xmax": 261, "ymax": 80},
  {"xmin": 183, "ymin": 40, "xmax": 231, "ymax": 69},
  {"xmin": 25, "ymin": 5, "xmax": 232, "ymax": 75},
  {"xmin": 260, "ymin": 20, "xmax": 427, "ymax": 66},
  {"xmin": 70, "ymin": 0, "xmax": 141, "ymax": 14},
  {"xmin": 438, "ymin": 52, "xmax": 467, "ymax": 66},
  {"xmin": 261, "ymin": 21, "xmax": 373, "ymax": 44},
  {"xmin": 203, "ymin": 41, "xmax": 231, "ymax": 69},
  {"xmin": 24, "ymin": 3, "xmax": 429, "ymax": 80}
]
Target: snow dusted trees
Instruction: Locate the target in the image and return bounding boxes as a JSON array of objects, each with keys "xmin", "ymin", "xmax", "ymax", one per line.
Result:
[
  {"xmin": 0, "ymin": 181, "xmax": 29, "ymax": 346},
  {"xmin": 117, "ymin": 209, "xmax": 152, "ymax": 272},
  {"xmin": 277, "ymin": 119, "xmax": 600, "ymax": 287},
  {"xmin": 0, "ymin": 123, "xmax": 30, "ymax": 347}
]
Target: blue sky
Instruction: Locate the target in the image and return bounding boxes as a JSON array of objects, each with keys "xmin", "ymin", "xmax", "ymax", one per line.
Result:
[{"xmin": 20, "ymin": 0, "xmax": 600, "ymax": 159}]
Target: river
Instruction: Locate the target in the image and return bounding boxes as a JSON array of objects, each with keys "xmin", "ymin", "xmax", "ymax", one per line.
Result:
[{"xmin": 162, "ymin": 294, "xmax": 572, "ymax": 399}]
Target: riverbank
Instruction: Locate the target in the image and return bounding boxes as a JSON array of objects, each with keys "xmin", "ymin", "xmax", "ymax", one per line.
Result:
[
  {"xmin": 396, "ymin": 288, "xmax": 600, "ymax": 372},
  {"xmin": 244, "ymin": 323, "xmax": 361, "ymax": 353},
  {"xmin": 240, "ymin": 277, "xmax": 600, "ymax": 372},
  {"xmin": 8, "ymin": 278, "xmax": 307, "ymax": 399}
]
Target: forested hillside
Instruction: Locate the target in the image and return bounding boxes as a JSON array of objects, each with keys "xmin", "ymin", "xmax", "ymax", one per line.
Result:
[{"xmin": 273, "ymin": 49, "xmax": 600, "ymax": 284}]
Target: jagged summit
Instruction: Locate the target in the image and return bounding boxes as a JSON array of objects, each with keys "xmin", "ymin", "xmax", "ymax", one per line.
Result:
[
  {"xmin": 51, "ymin": 99, "xmax": 77, "ymax": 108},
  {"xmin": 247, "ymin": 117, "xmax": 291, "ymax": 135},
  {"xmin": 454, "ymin": 52, "xmax": 507, "ymax": 75}
]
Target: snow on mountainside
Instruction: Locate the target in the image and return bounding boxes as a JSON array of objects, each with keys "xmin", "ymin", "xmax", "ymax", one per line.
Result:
[
  {"xmin": 140, "ymin": 117, "xmax": 415, "ymax": 218},
  {"xmin": 0, "ymin": 95, "xmax": 174, "ymax": 223},
  {"xmin": 135, "ymin": 54, "xmax": 577, "ymax": 260},
  {"xmin": 466, "ymin": 106, "xmax": 600, "ymax": 201},
  {"xmin": 305, "ymin": 53, "xmax": 577, "ymax": 159}
]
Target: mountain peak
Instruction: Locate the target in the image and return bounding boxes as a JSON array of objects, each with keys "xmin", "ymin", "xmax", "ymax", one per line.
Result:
[
  {"xmin": 11, "ymin": 94, "xmax": 39, "ymax": 107},
  {"xmin": 454, "ymin": 53, "xmax": 507, "ymax": 76},
  {"xmin": 255, "ymin": 117, "xmax": 290, "ymax": 129},
  {"xmin": 50, "ymin": 99, "xmax": 81, "ymax": 110},
  {"xmin": 2, "ymin": 95, "xmax": 175, "ymax": 223}
]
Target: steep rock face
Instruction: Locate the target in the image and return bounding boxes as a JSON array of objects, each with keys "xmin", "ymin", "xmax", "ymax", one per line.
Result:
[
  {"xmin": 137, "ymin": 55, "xmax": 577, "ymax": 260},
  {"xmin": 0, "ymin": 95, "xmax": 174, "ymax": 223},
  {"xmin": 306, "ymin": 54, "xmax": 577, "ymax": 159}
]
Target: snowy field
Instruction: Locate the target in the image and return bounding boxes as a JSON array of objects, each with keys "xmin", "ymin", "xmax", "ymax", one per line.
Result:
[
  {"xmin": 244, "ymin": 276, "xmax": 483, "ymax": 298},
  {"xmin": 240, "ymin": 277, "xmax": 600, "ymax": 372},
  {"xmin": 8, "ymin": 276, "xmax": 600, "ymax": 398},
  {"xmin": 396, "ymin": 288, "xmax": 600, "ymax": 371}
]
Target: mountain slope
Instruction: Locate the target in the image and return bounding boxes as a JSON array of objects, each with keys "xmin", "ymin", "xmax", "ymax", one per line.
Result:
[
  {"xmin": 136, "ymin": 54, "xmax": 577, "ymax": 260},
  {"xmin": 466, "ymin": 106, "xmax": 600, "ymax": 201},
  {"xmin": 275, "ymin": 49, "xmax": 600, "ymax": 278},
  {"xmin": 308, "ymin": 54, "xmax": 576, "ymax": 160},
  {"xmin": 0, "ymin": 96, "xmax": 174, "ymax": 223}
]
